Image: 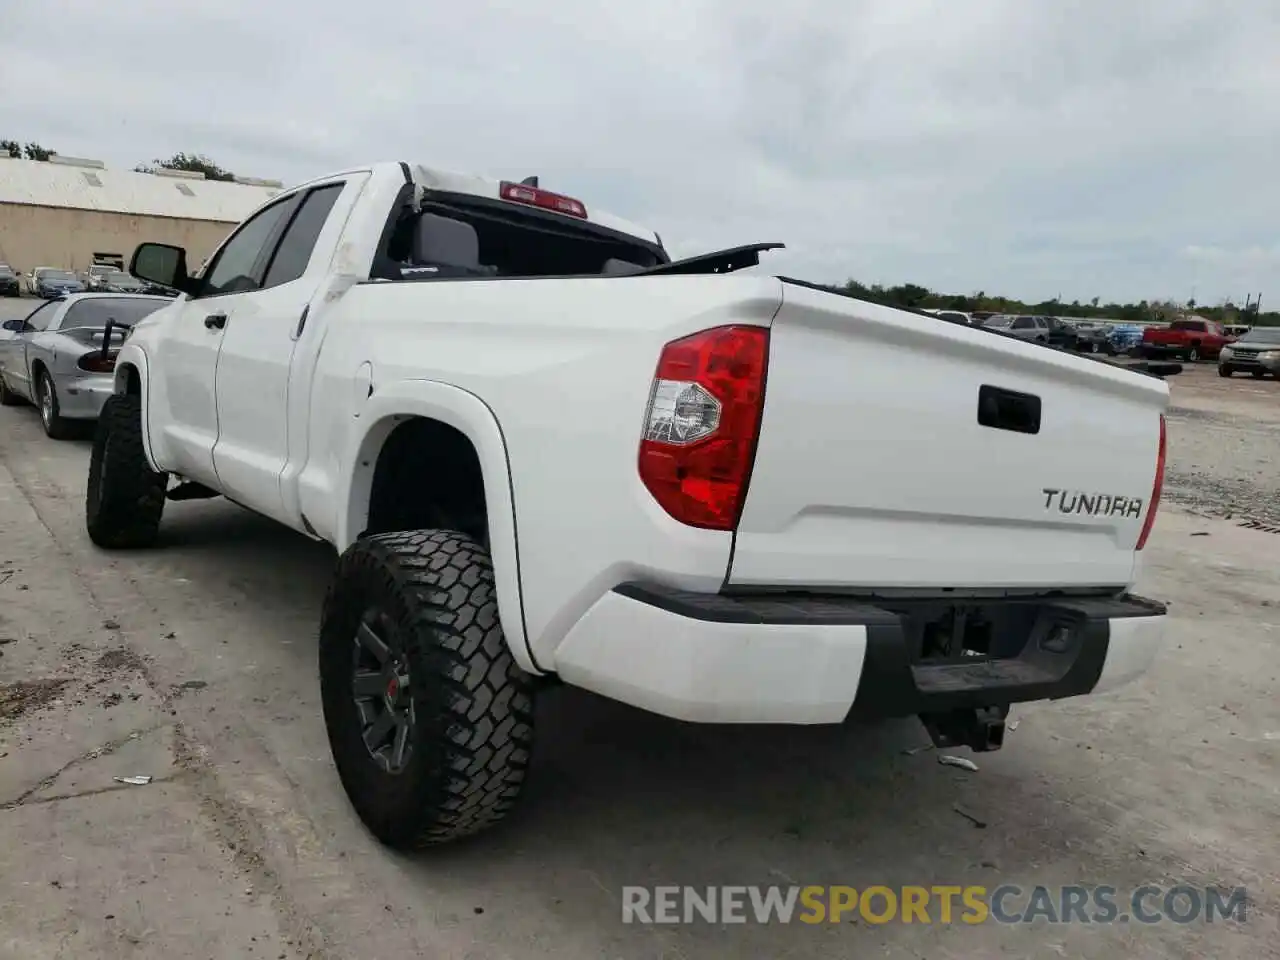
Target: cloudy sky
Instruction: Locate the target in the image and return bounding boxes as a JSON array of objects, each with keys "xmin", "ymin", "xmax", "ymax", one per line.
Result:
[{"xmin": 2, "ymin": 0, "xmax": 1278, "ymax": 305}]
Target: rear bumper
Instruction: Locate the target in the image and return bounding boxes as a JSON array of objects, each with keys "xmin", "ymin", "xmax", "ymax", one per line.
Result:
[{"xmin": 552, "ymin": 584, "xmax": 1165, "ymax": 723}]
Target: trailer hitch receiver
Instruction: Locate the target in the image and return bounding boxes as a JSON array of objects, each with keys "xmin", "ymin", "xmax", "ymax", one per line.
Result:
[{"xmin": 919, "ymin": 706, "xmax": 1008, "ymax": 753}]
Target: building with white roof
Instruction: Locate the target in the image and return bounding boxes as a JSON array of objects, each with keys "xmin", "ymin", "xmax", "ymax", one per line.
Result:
[{"xmin": 0, "ymin": 155, "xmax": 283, "ymax": 280}]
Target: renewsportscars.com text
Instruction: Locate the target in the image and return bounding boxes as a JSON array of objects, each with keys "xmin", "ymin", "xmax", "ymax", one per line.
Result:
[{"xmin": 621, "ymin": 884, "xmax": 1248, "ymax": 925}]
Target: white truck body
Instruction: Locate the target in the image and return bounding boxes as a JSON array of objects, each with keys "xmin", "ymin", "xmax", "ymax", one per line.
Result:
[{"xmin": 92, "ymin": 160, "xmax": 1169, "ymax": 843}]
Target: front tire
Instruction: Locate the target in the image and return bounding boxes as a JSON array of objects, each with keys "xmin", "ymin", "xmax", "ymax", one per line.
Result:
[
  {"xmin": 1219, "ymin": 364, "xmax": 1234, "ymax": 377},
  {"xmin": 320, "ymin": 530, "xmax": 535, "ymax": 849},
  {"xmin": 86, "ymin": 394, "xmax": 167, "ymax": 548}
]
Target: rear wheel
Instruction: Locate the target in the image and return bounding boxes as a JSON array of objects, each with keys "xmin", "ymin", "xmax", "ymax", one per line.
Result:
[
  {"xmin": 86, "ymin": 394, "xmax": 167, "ymax": 548},
  {"xmin": 1186, "ymin": 344, "xmax": 1202, "ymax": 362},
  {"xmin": 36, "ymin": 369, "xmax": 74, "ymax": 439},
  {"xmin": 319, "ymin": 530, "xmax": 535, "ymax": 849}
]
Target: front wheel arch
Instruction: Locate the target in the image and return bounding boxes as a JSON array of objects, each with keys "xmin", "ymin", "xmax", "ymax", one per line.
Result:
[
  {"xmin": 111, "ymin": 348, "xmax": 162, "ymax": 473},
  {"xmin": 115, "ymin": 362, "xmax": 142, "ymax": 396}
]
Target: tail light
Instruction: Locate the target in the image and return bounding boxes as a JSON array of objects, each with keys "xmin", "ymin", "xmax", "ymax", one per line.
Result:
[
  {"xmin": 638, "ymin": 325, "xmax": 769, "ymax": 530},
  {"xmin": 1136, "ymin": 414, "xmax": 1166, "ymax": 550},
  {"xmin": 498, "ymin": 181, "xmax": 587, "ymax": 219},
  {"xmin": 77, "ymin": 351, "xmax": 117, "ymax": 374}
]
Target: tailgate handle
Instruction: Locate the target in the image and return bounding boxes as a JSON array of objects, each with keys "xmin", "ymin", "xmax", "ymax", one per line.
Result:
[{"xmin": 977, "ymin": 385, "xmax": 1041, "ymax": 435}]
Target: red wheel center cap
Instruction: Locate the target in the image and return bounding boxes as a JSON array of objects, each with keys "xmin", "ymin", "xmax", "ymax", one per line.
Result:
[{"xmin": 386, "ymin": 676, "xmax": 400, "ymax": 700}]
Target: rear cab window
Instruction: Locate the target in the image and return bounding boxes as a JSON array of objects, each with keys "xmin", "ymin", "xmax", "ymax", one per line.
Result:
[{"xmin": 377, "ymin": 189, "xmax": 666, "ymax": 282}]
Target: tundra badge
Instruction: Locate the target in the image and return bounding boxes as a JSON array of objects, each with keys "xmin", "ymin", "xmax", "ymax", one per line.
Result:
[{"xmin": 1042, "ymin": 488, "xmax": 1144, "ymax": 518}]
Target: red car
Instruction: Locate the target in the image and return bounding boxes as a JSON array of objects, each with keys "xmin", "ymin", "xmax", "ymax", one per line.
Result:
[{"xmin": 1141, "ymin": 319, "xmax": 1233, "ymax": 362}]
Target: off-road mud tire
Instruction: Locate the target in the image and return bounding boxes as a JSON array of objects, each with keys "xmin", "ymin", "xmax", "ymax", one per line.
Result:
[
  {"xmin": 85, "ymin": 394, "xmax": 167, "ymax": 548},
  {"xmin": 319, "ymin": 529, "xmax": 535, "ymax": 849}
]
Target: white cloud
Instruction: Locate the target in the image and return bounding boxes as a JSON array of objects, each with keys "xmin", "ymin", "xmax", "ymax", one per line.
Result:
[{"xmin": 2, "ymin": 0, "xmax": 1278, "ymax": 303}]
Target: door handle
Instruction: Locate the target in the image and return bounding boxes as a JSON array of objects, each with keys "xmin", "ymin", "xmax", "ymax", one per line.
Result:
[{"xmin": 204, "ymin": 313, "xmax": 227, "ymax": 330}]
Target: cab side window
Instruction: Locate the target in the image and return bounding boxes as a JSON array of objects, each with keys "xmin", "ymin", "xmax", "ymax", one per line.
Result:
[
  {"xmin": 198, "ymin": 196, "xmax": 299, "ymax": 298},
  {"xmin": 261, "ymin": 184, "xmax": 345, "ymax": 290}
]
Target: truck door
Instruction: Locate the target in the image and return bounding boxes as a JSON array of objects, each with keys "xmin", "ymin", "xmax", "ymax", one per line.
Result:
[
  {"xmin": 156, "ymin": 195, "xmax": 302, "ymax": 489},
  {"xmin": 210, "ymin": 175, "xmax": 364, "ymax": 527}
]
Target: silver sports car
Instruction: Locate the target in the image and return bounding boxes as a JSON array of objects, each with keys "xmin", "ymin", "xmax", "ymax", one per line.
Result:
[{"xmin": 0, "ymin": 293, "xmax": 170, "ymax": 439}]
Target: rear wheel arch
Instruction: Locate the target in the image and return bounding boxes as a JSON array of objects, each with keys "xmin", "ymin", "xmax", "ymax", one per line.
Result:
[
  {"xmin": 341, "ymin": 382, "xmax": 537, "ymax": 673},
  {"xmin": 364, "ymin": 417, "xmax": 487, "ymax": 543}
]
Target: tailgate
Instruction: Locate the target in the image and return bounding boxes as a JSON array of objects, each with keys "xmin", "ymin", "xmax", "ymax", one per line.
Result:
[{"xmin": 728, "ymin": 282, "xmax": 1168, "ymax": 591}]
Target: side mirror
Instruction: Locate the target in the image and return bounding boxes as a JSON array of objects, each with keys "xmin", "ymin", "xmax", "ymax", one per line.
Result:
[
  {"xmin": 1, "ymin": 319, "xmax": 22, "ymax": 332},
  {"xmin": 130, "ymin": 242, "xmax": 191, "ymax": 294}
]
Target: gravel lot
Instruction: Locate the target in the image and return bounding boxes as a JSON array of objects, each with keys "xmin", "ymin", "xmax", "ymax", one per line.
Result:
[
  {"xmin": 1163, "ymin": 362, "xmax": 1280, "ymax": 523},
  {"xmin": 1, "ymin": 298, "xmax": 1277, "ymax": 959}
]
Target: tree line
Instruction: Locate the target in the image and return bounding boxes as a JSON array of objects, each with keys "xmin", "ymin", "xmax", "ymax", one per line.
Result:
[
  {"xmin": 3, "ymin": 137, "xmax": 1273, "ymax": 324},
  {"xmin": 823, "ymin": 279, "xmax": 1277, "ymax": 327}
]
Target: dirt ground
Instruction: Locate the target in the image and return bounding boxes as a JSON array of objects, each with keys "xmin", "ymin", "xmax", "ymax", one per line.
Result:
[
  {"xmin": 0, "ymin": 321, "xmax": 1277, "ymax": 958},
  {"xmin": 1163, "ymin": 361, "xmax": 1280, "ymax": 524}
]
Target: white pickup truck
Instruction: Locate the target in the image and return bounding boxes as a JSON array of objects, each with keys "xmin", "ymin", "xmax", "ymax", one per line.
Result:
[{"xmin": 85, "ymin": 161, "xmax": 1169, "ymax": 849}]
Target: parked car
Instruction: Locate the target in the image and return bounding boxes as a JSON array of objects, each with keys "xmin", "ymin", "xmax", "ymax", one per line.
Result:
[
  {"xmin": 83, "ymin": 160, "xmax": 1169, "ymax": 850},
  {"xmin": 0, "ymin": 293, "xmax": 170, "ymax": 437},
  {"xmin": 983, "ymin": 314, "xmax": 1050, "ymax": 342},
  {"xmin": 84, "ymin": 263, "xmax": 118, "ymax": 291},
  {"xmin": 0, "ymin": 262, "xmax": 20, "ymax": 297},
  {"xmin": 28, "ymin": 267, "xmax": 86, "ymax": 299},
  {"xmin": 1067, "ymin": 321, "xmax": 1113, "ymax": 354},
  {"xmin": 101, "ymin": 270, "xmax": 147, "ymax": 293},
  {"xmin": 137, "ymin": 277, "xmax": 180, "ymax": 296},
  {"xmin": 1044, "ymin": 318, "xmax": 1091, "ymax": 351},
  {"xmin": 1218, "ymin": 326, "xmax": 1280, "ymax": 379},
  {"xmin": 1141, "ymin": 318, "xmax": 1232, "ymax": 362},
  {"xmin": 1107, "ymin": 323, "xmax": 1146, "ymax": 355},
  {"xmin": 932, "ymin": 310, "xmax": 972, "ymax": 325}
]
